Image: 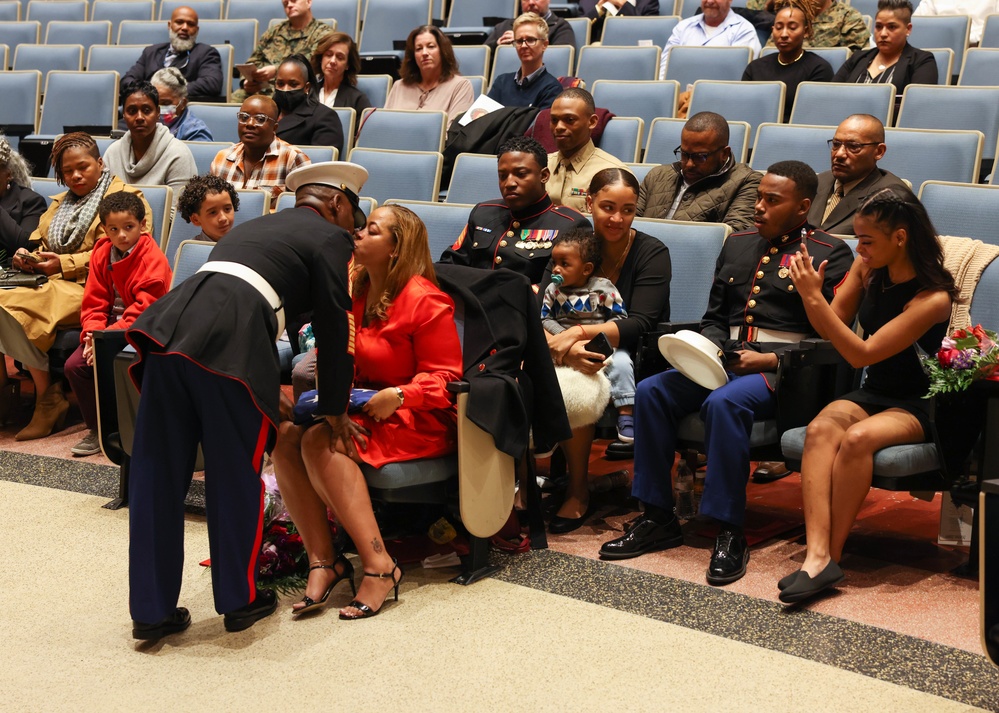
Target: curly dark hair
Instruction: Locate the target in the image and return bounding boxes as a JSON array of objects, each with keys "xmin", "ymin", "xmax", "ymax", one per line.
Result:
[
  {"xmin": 178, "ymin": 175, "xmax": 240, "ymax": 224},
  {"xmin": 857, "ymin": 186, "xmax": 960, "ymax": 300},
  {"xmin": 99, "ymin": 191, "xmax": 146, "ymax": 224},
  {"xmin": 498, "ymin": 135, "xmax": 548, "ymax": 170},
  {"xmin": 399, "ymin": 25, "xmax": 459, "ymax": 85},
  {"xmin": 555, "ymin": 227, "xmax": 603, "ymax": 274},
  {"xmin": 122, "ymin": 80, "xmax": 159, "ymax": 109}
]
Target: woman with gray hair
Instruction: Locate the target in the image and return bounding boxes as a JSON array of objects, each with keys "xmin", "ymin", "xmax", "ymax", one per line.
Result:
[
  {"xmin": 151, "ymin": 67, "xmax": 213, "ymax": 142},
  {"xmin": 0, "ymin": 134, "xmax": 47, "ymax": 259}
]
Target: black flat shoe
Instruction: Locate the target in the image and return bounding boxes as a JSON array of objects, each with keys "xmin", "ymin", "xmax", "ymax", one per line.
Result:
[
  {"xmin": 224, "ymin": 588, "xmax": 277, "ymax": 632},
  {"xmin": 132, "ymin": 607, "xmax": 191, "ymax": 641},
  {"xmin": 340, "ymin": 559, "xmax": 404, "ymax": 620},
  {"xmin": 598, "ymin": 513, "xmax": 684, "ymax": 560},
  {"xmin": 549, "ymin": 505, "xmax": 594, "ymax": 534},
  {"xmin": 777, "ymin": 570, "xmax": 802, "ymax": 591},
  {"xmin": 779, "ymin": 561, "xmax": 845, "ymax": 604},
  {"xmin": 706, "ymin": 527, "xmax": 749, "ymax": 586},
  {"xmin": 293, "ymin": 555, "xmax": 356, "ymax": 617}
]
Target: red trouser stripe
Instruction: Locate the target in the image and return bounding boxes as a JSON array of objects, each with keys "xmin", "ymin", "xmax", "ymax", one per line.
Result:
[{"xmin": 246, "ymin": 418, "xmax": 270, "ymax": 602}]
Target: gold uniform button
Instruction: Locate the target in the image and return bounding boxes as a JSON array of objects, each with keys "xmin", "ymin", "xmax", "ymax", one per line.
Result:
[
  {"xmin": 746, "ymin": 315, "xmax": 754, "ymax": 324},
  {"xmin": 512, "ymin": 221, "xmax": 520, "ymax": 229},
  {"xmin": 769, "ymin": 247, "xmax": 778, "ymax": 255},
  {"xmin": 728, "ymin": 277, "xmax": 734, "ymax": 283},
  {"xmin": 748, "ymin": 299, "xmax": 757, "ymax": 308},
  {"xmin": 529, "ymin": 253, "xmax": 535, "ymax": 257},
  {"xmin": 756, "ymin": 271, "xmax": 764, "ymax": 279},
  {"xmin": 495, "ymin": 256, "xmax": 503, "ymax": 264},
  {"xmin": 762, "ymin": 256, "xmax": 770, "ymax": 264},
  {"xmin": 500, "ymin": 240, "xmax": 508, "ymax": 247},
  {"xmin": 752, "ymin": 286, "xmax": 760, "ymax": 294},
  {"xmin": 472, "ymin": 242, "xmax": 479, "ymax": 248},
  {"xmin": 788, "ymin": 284, "xmax": 795, "ymax": 291},
  {"xmin": 506, "ymin": 231, "xmax": 515, "ymax": 238}
]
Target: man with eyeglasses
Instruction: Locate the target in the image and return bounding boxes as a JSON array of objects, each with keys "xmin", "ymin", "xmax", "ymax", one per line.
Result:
[
  {"xmin": 487, "ymin": 13, "xmax": 564, "ymax": 109},
  {"xmin": 600, "ymin": 160, "xmax": 853, "ymax": 586},
  {"xmin": 122, "ymin": 6, "xmax": 223, "ymax": 102},
  {"xmin": 807, "ymin": 114, "xmax": 905, "ymax": 236},
  {"xmin": 210, "ymin": 95, "xmax": 310, "ymax": 199},
  {"xmin": 638, "ymin": 111, "xmax": 761, "ymax": 232},
  {"xmin": 485, "ymin": 0, "xmax": 577, "ymax": 51}
]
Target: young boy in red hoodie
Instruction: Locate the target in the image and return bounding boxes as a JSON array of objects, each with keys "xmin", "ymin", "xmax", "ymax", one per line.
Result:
[{"xmin": 65, "ymin": 191, "xmax": 172, "ymax": 457}]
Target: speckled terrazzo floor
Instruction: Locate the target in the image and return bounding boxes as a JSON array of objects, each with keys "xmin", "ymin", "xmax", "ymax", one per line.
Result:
[
  {"xmin": 2, "ymin": 452, "xmax": 997, "ymax": 711},
  {"xmin": 2, "ymin": 479, "xmax": 994, "ymax": 712}
]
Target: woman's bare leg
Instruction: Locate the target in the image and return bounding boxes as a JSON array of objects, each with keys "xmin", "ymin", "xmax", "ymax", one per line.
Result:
[
  {"xmin": 271, "ymin": 421, "xmax": 345, "ymax": 610},
  {"xmin": 798, "ymin": 401, "xmax": 868, "ymax": 576},
  {"xmin": 300, "ymin": 423, "xmax": 398, "ymax": 615},
  {"xmin": 555, "ymin": 424, "xmax": 595, "ymax": 520},
  {"xmin": 826, "ymin": 409, "xmax": 924, "ymax": 563}
]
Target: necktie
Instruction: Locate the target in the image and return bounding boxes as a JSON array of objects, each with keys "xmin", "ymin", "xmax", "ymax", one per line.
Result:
[{"xmin": 822, "ymin": 183, "xmax": 844, "ymax": 224}]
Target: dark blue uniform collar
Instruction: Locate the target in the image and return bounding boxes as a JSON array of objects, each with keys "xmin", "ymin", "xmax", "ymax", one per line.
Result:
[
  {"xmin": 508, "ymin": 193, "xmax": 554, "ymax": 221},
  {"xmin": 766, "ymin": 220, "xmax": 812, "ymax": 247}
]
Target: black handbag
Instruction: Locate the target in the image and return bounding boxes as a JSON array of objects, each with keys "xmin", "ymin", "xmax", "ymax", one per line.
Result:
[{"xmin": 0, "ymin": 269, "xmax": 48, "ymax": 288}]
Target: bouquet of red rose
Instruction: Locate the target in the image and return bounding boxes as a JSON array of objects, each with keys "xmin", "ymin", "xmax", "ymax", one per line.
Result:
[{"xmin": 922, "ymin": 324, "xmax": 999, "ymax": 398}]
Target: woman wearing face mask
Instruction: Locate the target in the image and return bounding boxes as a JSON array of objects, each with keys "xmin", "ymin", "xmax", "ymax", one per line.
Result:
[
  {"xmin": 274, "ymin": 54, "xmax": 345, "ymax": 159},
  {"xmin": 103, "ymin": 82, "xmax": 198, "ymax": 206},
  {"xmin": 151, "ymin": 67, "xmax": 213, "ymax": 142}
]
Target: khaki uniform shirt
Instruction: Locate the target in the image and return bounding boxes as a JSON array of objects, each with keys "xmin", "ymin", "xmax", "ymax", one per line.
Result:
[{"xmin": 546, "ymin": 140, "xmax": 626, "ymax": 214}]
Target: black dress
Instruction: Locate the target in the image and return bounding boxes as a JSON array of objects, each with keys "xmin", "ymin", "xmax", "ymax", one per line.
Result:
[
  {"xmin": 742, "ymin": 51, "xmax": 834, "ymax": 122},
  {"xmin": 0, "ymin": 183, "xmax": 48, "ymax": 256},
  {"xmin": 841, "ymin": 272, "xmax": 947, "ymax": 439}
]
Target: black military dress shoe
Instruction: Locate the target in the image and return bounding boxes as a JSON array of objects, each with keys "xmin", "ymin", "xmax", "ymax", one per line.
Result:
[
  {"xmin": 599, "ymin": 513, "xmax": 684, "ymax": 560},
  {"xmin": 224, "ymin": 588, "xmax": 277, "ymax": 632},
  {"xmin": 132, "ymin": 607, "xmax": 192, "ymax": 641},
  {"xmin": 706, "ymin": 527, "xmax": 749, "ymax": 585}
]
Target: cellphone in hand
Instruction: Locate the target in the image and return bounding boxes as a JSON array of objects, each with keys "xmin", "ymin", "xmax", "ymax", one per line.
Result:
[
  {"xmin": 584, "ymin": 332, "xmax": 613, "ymax": 361},
  {"xmin": 22, "ymin": 252, "xmax": 42, "ymax": 263}
]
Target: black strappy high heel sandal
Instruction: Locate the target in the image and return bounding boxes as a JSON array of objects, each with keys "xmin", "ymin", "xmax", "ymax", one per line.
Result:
[
  {"xmin": 338, "ymin": 558, "xmax": 403, "ymax": 620},
  {"xmin": 293, "ymin": 554, "xmax": 356, "ymax": 617}
]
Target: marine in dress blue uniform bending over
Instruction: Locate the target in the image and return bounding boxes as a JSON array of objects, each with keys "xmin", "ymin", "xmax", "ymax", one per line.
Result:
[{"xmin": 126, "ymin": 162, "xmax": 368, "ymax": 640}]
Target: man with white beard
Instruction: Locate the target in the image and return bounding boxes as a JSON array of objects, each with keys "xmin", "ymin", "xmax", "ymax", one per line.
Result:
[{"xmin": 122, "ymin": 6, "xmax": 223, "ymax": 102}]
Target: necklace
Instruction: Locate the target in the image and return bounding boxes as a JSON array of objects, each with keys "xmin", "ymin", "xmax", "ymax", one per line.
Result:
[
  {"xmin": 600, "ymin": 229, "xmax": 634, "ymax": 281},
  {"xmin": 777, "ymin": 50, "xmax": 805, "ymax": 66}
]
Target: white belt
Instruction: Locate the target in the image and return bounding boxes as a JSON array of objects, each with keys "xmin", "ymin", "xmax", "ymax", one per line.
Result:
[
  {"xmin": 197, "ymin": 261, "xmax": 285, "ymax": 337},
  {"xmin": 729, "ymin": 326, "xmax": 808, "ymax": 344}
]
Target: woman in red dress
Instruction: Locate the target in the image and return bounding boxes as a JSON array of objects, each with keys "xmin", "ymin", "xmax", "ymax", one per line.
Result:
[{"xmin": 273, "ymin": 204, "xmax": 462, "ymax": 619}]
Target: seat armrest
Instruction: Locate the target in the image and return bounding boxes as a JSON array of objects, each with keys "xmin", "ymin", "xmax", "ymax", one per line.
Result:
[
  {"xmin": 446, "ymin": 380, "xmax": 470, "ymax": 394},
  {"xmin": 654, "ymin": 321, "xmax": 701, "ymax": 334}
]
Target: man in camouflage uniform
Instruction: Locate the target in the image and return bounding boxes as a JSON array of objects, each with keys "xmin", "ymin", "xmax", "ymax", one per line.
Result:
[
  {"xmin": 748, "ymin": 0, "xmax": 870, "ymax": 50},
  {"xmin": 233, "ymin": 0, "xmax": 331, "ymax": 101}
]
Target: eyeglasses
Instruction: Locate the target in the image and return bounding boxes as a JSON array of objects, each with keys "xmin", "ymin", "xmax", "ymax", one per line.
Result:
[
  {"xmin": 513, "ymin": 37, "xmax": 541, "ymax": 47},
  {"xmin": 827, "ymin": 139, "xmax": 880, "ymax": 154},
  {"xmin": 673, "ymin": 146, "xmax": 724, "ymax": 164},
  {"xmin": 237, "ymin": 112, "xmax": 276, "ymax": 126}
]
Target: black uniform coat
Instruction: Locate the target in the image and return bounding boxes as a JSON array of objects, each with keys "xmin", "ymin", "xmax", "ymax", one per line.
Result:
[
  {"xmin": 439, "ymin": 193, "xmax": 591, "ymax": 284},
  {"xmin": 127, "ymin": 207, "xmax": 355, "ymax": 426},
  {"xmin": 700, "ymin": 222, "xmax": 854, "ymax": 388},
  {"xmin": 435, "ymin": 263, "xmax": 571, "ymax": 458},
  {"xmin": 276, "ymin": 100, "xmax": 346, "ymax": 159},
  {"xmin": 328, "ymin": 83, "xmax": 373, "ymax": 114},
  {"xmin": 121, "ymin": 42, "xmax": 224, "ymax": 101},
  {"xmin": 807, "ymin": 167, "xmax": 908, "ymax": 236}
]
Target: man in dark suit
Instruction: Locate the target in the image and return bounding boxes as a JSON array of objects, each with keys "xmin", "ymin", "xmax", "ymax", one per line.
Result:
[
  {"xmin": 122, "ymin": 6, "xmax": 223, "ymax": 102},
  {"xmin": 485, "ymin": 0, "xmax": 577, "ymax": 51},
  {"xmin": 576, "ymin": 0, "xmax": 660, "ymax": 41},
  {"xmin": 807, "ymin": 114, "xmax": 908, "ymax": 236}
]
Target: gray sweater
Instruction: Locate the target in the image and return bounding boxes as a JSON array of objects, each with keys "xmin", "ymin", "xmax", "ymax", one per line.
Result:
[{"xmin": 103, "ymin": 124, "xmax": 197, "ymax": 205}]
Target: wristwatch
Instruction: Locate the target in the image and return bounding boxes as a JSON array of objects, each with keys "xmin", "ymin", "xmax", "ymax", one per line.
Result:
[{"xmin": 394, "ymin": 387, "xmax": 405, "ymax": 406}]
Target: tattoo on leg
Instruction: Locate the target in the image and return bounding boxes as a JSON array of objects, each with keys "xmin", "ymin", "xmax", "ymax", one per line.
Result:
[{"xmin": 372, "ymin": 538, "xmax": 383, "ymax": 554}]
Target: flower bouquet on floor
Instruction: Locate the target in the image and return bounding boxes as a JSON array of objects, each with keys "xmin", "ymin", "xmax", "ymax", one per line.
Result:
[
  {"xmin": 922, "ymin": 324, "xmax": 999, "ymax": 398},
  {"xmin": 257, "ymin": 471, "xmax": 338, "ymax": 595}
]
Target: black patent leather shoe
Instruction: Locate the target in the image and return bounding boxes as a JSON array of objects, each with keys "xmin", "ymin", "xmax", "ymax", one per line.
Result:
[
  {"xmin": 706, "ymin": 528, "xmax": 749, "ymax": 585},
  {"xmin": 132, "ymin": 607, "xmax": 191, "ymax": 641},
  {"xmin": 598, "ymin": 513, "xmax": 684, "ymax": 560},
  {"xmin": 224, "ymin": 588, "xmax": 277, "ymax": 632}
]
